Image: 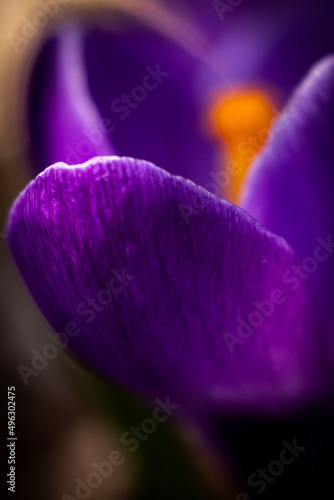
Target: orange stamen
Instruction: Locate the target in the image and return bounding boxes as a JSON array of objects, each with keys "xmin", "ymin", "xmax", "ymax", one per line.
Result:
[{"xmin": 209, "ymin": 90, "xmax": 277, "ymax": 203}]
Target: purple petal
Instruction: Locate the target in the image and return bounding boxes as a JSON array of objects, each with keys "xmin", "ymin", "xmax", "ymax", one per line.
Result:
[
  {"xmin": 83, "ymin": 21, "xmax": 215, "ymax": 188},
  {"xmin": 29, "ymin": 14, "xmax": 216, "ymax": 187},
  {"xmin": 28, "ymin": 26, "xmax": 115, "ymax": 173},
  {"xmin": 241, "ymin": 56, "xmax": 334, "ymax": 377},
  {"xmin": 194, "ymin": 0, "xmax": 334, "ymax": 105},
  {"xmin": 8, "ymin": 157, "xmax": 324, "ymax": 415}
]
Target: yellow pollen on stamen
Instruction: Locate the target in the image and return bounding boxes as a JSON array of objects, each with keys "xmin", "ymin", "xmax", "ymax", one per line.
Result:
[{"xmin": 209, "ymin": 90, "xmax": 277, "ymax": 204}]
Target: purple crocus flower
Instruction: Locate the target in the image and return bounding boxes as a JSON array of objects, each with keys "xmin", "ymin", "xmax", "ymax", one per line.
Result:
[
  {"xmin": 5, "ymin": 4, "xmax": 334, "ymax": 498},
  {"xmin": 8, "ymin": 55, "xmax": 334, "ymax": 416}
]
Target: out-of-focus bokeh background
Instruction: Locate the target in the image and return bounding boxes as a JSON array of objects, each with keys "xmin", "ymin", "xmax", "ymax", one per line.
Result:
[{"xmin": 1, "ymin": 1, "xmax": 334, "ymax": 499}]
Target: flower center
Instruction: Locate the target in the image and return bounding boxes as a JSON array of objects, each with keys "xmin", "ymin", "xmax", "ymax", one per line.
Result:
[{"xmin": 209, "ymin": 90, "xmax": 277, "ymax": 204}]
